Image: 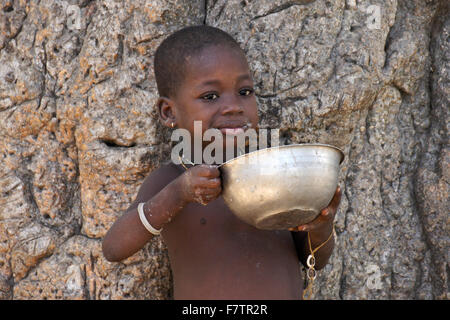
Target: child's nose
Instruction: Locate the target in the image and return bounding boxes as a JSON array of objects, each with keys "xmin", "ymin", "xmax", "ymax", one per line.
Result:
[{"xmin": 220, "ymin": 95, "xmax": 244, "ymax": 115}]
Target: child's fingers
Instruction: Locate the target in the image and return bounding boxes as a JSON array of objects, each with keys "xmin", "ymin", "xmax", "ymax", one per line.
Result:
[
  {"xmin": 288, "ymin": 226, "xmax": 305, "ymax": 232},
  {"xmin": 204, "ymin": 177, "xmax": 221, "ymax": 188},
  {"xmin": 328, "ymin": 186, "xmax": 342, "ymax": 211},
  {"xmin": 195, "ymin": 186, "xmax": 220, "ymax": 197},
  {"xmin": 195, "ymin": 164, "xmax": 221, "ymax": 178},
  {"xmin": 293, "ymin": 220, "xmax": 322, "ymax": 233},
  {"xmin": 194, "ymin": 178, "xmax": 222, "ymax": 195},
  {"xmin": 195, "ymin": 189, "xmax": 221, "ymax": 205},
  {"xmin": 289, "ymin": 187, "xmax": 341, "ymax": 232},
  {"xmin": 320, "ymin": 207, "xmax": 335, "ymax": 219},
  {"xmin": 194, "ymin": 181, "xmax": 222, "ymax": 197},
  {"xmin": 319, "ymin": 186, "xmax": 341, "ymax": 218},
  {"xmin": 289, "ymin": 212, "xmax": 333, "ymax": 232}
]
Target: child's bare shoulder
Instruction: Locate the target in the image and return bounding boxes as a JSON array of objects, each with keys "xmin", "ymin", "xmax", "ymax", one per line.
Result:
[{"xmin": 128, "ymin": 160, "xmax": 182, "ymax": 210}]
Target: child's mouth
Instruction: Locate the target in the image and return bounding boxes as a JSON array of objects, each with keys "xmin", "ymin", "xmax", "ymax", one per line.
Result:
[
  {"xmin": 216, "ymin": 122, "xmax": 251, "ymax": 136},
  {"xmin": 220, "ymin": 127, "xmax": 245, "ymax": 135}
]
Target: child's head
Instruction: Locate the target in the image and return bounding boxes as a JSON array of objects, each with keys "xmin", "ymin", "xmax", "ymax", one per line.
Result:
[
  {"xmin": 154, "ymin": 26, "xmax": 243, "ymax": 99},
  {"xmin": 154, "ymin": 25, "xmax": 259, "ymax": 147}
]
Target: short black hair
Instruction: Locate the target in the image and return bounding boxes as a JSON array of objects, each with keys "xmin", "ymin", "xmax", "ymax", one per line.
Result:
[{"xmin": 154, "ymin": 25, "xmax": 244, "ymax": 98}]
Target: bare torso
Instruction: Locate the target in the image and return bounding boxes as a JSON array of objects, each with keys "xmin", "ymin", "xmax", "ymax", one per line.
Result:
[{"xmin": 160, "ymin": 163, "xmax": 303, "ymax": 300}]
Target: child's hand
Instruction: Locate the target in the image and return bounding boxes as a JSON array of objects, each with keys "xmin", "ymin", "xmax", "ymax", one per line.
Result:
[
  {"xmin": 289, "ymin": 186, "xmax": 341, "ymax": 236},
  {"xmin": 179, "ymin": 164, "xmax": 222, "ymax": 205}
]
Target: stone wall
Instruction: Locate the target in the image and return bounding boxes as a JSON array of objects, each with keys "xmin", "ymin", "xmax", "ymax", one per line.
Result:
[{"xmin": 0, "ymin": 0, "xmax": 448, "ymax": 299}]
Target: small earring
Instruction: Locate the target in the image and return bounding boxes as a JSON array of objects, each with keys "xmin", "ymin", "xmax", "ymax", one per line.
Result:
[{"xmin": 171, "ymin": 122, "xmax": 175, "ymax": 128}]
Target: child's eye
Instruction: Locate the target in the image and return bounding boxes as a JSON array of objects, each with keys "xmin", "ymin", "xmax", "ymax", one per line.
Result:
[
  {"xmin": 201, "ymin": 93, "xmax": 219, "ymax": 101},
  {"xmin": 239, "ymin": 88, "xmax": 254, "ymax": 96}
]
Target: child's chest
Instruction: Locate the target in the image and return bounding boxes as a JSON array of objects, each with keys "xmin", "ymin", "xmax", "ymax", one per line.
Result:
[
  {"xmin": 162, "ymin": 197, "xmax": 303, "ymax": 299},
  {"xmin": 162, "ymin": 196, "xmax": 299, "ymax": 268}
]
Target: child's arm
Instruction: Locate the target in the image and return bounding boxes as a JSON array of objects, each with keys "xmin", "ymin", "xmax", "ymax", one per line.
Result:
[
  {"xmin": 290, "ymin": 187, "xmax": 341, "ymax": 270},
  {"xmin": 102, "ymin": 164, "xmax": 221, "ymax": 262}
]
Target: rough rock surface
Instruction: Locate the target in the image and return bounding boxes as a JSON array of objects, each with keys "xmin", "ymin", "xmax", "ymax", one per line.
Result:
[{"xmin": 0, "ymin": 0, "xmax": 448, "ymax": 299}]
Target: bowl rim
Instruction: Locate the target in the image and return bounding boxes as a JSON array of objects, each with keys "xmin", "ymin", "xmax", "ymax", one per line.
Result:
[{"xmin": 219, "ymin": 143, "xmax": 345, "ymax": 168}]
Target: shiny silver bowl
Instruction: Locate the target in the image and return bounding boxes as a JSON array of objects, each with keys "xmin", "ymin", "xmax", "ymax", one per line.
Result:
[{"xmin": 220, "ymin": 144, "xmax": 344, "ymax": 230}]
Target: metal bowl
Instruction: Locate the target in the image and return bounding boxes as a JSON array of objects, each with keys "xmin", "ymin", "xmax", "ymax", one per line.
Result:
[{"xmin": 220, "ymin": 143, "xmax": 344, "ymax": 230}]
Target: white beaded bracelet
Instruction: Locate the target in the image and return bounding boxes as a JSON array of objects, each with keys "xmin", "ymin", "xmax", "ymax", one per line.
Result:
[{"xmin": 137, "ymin": 202, "xmax": 162, "ymax": 236}]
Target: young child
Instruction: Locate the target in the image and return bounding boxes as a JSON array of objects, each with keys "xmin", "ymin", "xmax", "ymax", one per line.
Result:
[{"xmin": 102, "ymin": 25, "xmax": 341, "ymax": 300}]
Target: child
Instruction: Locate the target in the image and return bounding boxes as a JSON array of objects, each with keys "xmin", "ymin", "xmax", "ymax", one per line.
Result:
[{"xmin": 102, "ymin": 25, "xmax": 341, "ymax": 300}]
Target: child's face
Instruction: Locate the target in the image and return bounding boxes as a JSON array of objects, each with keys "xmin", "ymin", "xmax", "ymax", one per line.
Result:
[{"xmin": 163, "ymin": 44, "xmax": 259, "ymax": 148}]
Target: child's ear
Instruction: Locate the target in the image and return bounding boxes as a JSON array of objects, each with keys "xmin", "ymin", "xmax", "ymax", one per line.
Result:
[{"xmin": 157, "ymin": 96, "xmax": 176, "ymax": 128}]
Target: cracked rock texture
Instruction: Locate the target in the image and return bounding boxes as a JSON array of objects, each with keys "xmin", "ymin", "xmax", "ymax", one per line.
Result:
[{"xmin": 0, "ymin": 0, "xmax": 448, "ymax": 299}]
